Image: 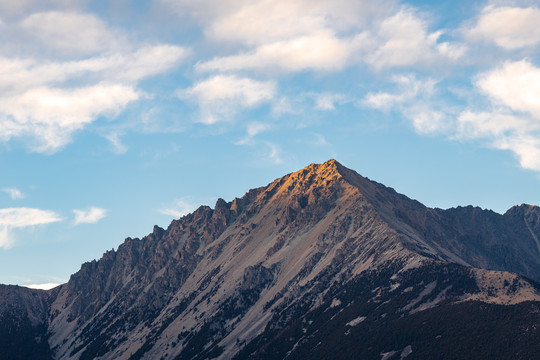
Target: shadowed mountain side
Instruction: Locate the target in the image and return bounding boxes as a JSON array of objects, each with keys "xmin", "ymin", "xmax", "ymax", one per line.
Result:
[
  {"xmin": 327, "ymin": 160, "xmax": 540, "ymax": 281},
  {"xmin": 0, "ymin": 285, "xmax": 53, "ymax": 360}
]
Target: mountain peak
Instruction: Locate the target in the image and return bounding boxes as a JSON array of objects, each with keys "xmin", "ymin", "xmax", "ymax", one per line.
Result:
[
  {"xmin": 297, "ymin": 158, "xmax": 344, "ymax": 180},
  {"xmin": 320, "ymin": 158, "xmax": 342, "ymax": 170},
  {"xmin": 268, "ymin": 159, "xmax": 350, "ymax": 200},
  {"xmin": 286, "ymin": 159, "xmax": 382, "ymax": 197},
  {"xmin": 291, "ymin": 159, "xmax": 358, "ymax": 184}
]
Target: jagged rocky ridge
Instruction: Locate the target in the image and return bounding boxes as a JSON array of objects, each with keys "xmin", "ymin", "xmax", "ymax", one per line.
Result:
[{"xmin": 2, "ymin": 159, "xmax": 540, "ymax": 360}]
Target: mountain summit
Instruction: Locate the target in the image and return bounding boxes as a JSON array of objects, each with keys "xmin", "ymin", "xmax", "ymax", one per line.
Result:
[{"xmin": 2, "ymin": 160, "xmax": 540, "ymax": 359}]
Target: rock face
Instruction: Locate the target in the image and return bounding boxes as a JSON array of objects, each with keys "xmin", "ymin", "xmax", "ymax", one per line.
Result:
[{"xmin": 2, "ymin": 159, "xmax": 540, "ymax": 360}]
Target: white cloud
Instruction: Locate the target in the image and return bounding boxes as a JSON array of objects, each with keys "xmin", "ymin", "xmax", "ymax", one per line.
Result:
[
  {"xmin": 363, "ymin": 75, "xmax": 449, "ymax": 135},
  {"xmin": 246, "ymin": 122, "xmax": 270, "ymax": 136},
  {"xmin": 0, "ymin": 0, "xmax": 83, "ymax": 17},
  {"xmin": 72, "ymin": 207, "xmax": 107, "ymax": 225},
  {"xmin": 20, "ymin": 11, "xmax": 122, "ymax": 55},
  {"xmin": 180, "ymin": 75, "xmax": 276, "ymax": 124},
  {"xmin": 476, "ymin": 60, "xmax": 540, "ymax": 117},
  {"xmin": 454, "ymin": 60, "xmax": 540, "ymax": 172},
  {"xmin": 99, "ymin": 45, "xmax": 189, "ymax": 83},
  {"xmin": 104, "ymin": 132, "xmax": 128, "ymax": 154},
  {"xmin": 0, "ymin": 226, "xmax": 11, "ymax": 249},
  {"xmin": 161, "ymin": 0, "xmax": 465, "ymax": 81},
  {"xmin": 194, "ymin": 1, "xmax": 461, "ymax": 74},
  {"xmin": 456, "ymin": 110, "xmax": 540, "ymax": 170},
  {"xmin": 0, "ymin": 47, "xmax": 187, "ymax": 151},
  {"xmin": 271, "ymin": 96, "xmax": 297, "ymax": 115},
  {"xmin": 363, "ymin": 75, "xmax": 436, "ymax": 109},
  {"xmin": 183, "ymin": 75, "xmax": 275, "ymax": 107},
  {"xmin": 25, "ymin": 282, "xmax": 60, "ymax": 290},
  {"xmin": 266, "ymin": 142, "xmax": 283, "ymax": 164},
  {"xmin": 0, "ymin": 6, "xmax": 188, "ymax": 155},
  {"xmin": 362, "ymin": 59, "xmax": 540, "ymax": 173},
  {"xmin": 191, "ymin": 0, "xmax": 381, "ymax": 73},
  {"xmin": 158, "ymin": 0, "xmax": 248, "ymax": 25},
  {"xmin": 0, "ymin": 84, "xmax": 139, "ymax": 153},
  {"xmin": 403, "ymin": 106, "xmax": 449, "ymax": 135},
  {"xmin": 236, "ymin": 122, "xmax": 271, "ymax": 145},
  {"xmin": 0, "ymin": 207, "xmax": 62, "ymax": 227},
  {"xmin": 206, "ymin": 0, "xmax": 328, "ymax": 45},
  {"xmin": 366, "ymin": 9, "xmax": 461, "ymax": 69},
  {"xmin": 170, "ymin": 0, "xmax": 392, "ymax": 44},
  {"xmin": 158, "ymin": 199, "xmax": 196, "ymax": 218},
  {"xmin": 436, "ymin": 41, "xmax": 467, "ymax": 60},
  {"xmin": 197, "ymin": 31, "xmax": 366, "ymax": 73},
  {"xmin": 2, "ymin": 188, "xmax": 24, "ymax": 200},
  {"xmin": 456, "ymin": 110, "xmax": 534, "ymax": 141},
  {"xmin": 0, "ymin": 45, "xmax": 188, "ymax": 96},
  {"xmin": 467, "ymin": 5, "xmax": 540, "ymax": 49},
  {"xmin": 0, "ymin": 207, "xmax": 62, "ymax": 249},
  {"xmin": 314, "ymin": 93, "xmax": 350, "ymax": 111}
]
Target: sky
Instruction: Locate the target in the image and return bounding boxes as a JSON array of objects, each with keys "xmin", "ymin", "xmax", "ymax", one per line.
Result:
[{"xmin": 1, "ymin": 0, "xmax": 540, "ymax": 289}]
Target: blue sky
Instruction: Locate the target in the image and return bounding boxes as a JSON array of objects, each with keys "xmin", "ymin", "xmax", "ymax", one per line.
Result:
[{"xmin": 1, "ymin": 0, "xmax": 540, "ymax": 288}]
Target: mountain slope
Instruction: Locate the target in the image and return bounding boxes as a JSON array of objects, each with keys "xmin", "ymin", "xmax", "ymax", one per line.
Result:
[
  {"xmin": 1, "ymin": 159, "xmax": 540, "ymax": 360},
  {"xmin": 0, "ymin": 285, "xmax": 52, "ymax": 360},
  {"xmin": 333, "ymin": 160, "xmax": 540, "ymax": 280}
]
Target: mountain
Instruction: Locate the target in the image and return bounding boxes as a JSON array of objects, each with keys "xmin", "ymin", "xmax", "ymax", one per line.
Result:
[{"xmin": 2, "ymin": 159, "xmax": 540, "ymax": 360}]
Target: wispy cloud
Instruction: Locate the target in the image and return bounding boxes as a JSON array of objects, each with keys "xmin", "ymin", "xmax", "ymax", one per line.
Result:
[
  {"xmin": 104, "ymin": 132, "xmax": 128, "ymax": 154},
  {"xmin": 466, "ymin": 5, "xmax": 540, "ymax": 50},
  {"xmin": 0, "ymin": 207, "xmax": 62, "ymax": 249},
  {"xmin": 362, "ymin": 74, "xmax": 449, "ymax": 134},
  {"xmin": 72, "ymin": 207, "xmax": 107, "ymax": 225},
  {"xmin": 197, "ymin": 31, "xmax": 367, "ymax": 73},
  {"xmin": 313, "ymin": 93, "xmax": 351, "ymax": 111},
  {"xmin": 235, "ymin": 122, "xmax": 271, "ymax": 145},
  {"xmin": 454, "ymin": 60, "xmax": 540, "ymax": 171},
  {"xmin": 363, "ymin": 74, "xmax": 436, "ymax": 109},
  {"xmin": 158, "ymin": 199, "xmax": 197, "ymax": 218},
  {"xmin": 266, "ymin": 142, "xmax": 284, "ymax": 165},
  {"xmin": 2, "ymin": 188, "xmax": 24, "ymax": 200},
  {"xmin": 365, "ymin": 8, "xmax": 465, "ymax": 69},
  {"xmin": 20, "ymin": 11, "xmax": 124, "ymax": 55},
  {"xmin": 179, "ymin": 75, "xmax": 276, "ymax": 124}
]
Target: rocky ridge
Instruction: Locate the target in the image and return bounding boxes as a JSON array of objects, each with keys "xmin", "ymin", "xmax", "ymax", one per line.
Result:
[{"xmin": 1, "ymin": 159, "xmax": 540, "ymax": 360}]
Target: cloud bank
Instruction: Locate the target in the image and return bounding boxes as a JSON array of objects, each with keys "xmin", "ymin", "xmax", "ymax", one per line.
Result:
[
  {"xmin": 0, "ymin": 1, "xmax": 540, "ymax": 176},
  {"xmin": 0, "ymin": 10, "xmax": 189, "ymax": 153}
]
